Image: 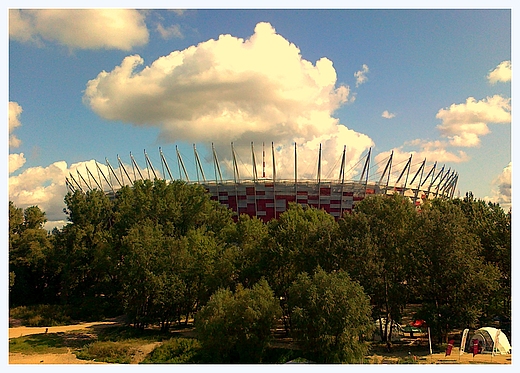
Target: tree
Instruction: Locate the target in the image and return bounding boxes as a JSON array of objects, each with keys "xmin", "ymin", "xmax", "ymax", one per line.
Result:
[
  {"xmin": 221, "ymin": 214, "xmax": 269, "ymax": 288},
  {"xmin": 56, "ymin": 189, "xmax": 118, "ymax": 318},
  {"xmin": 195, "ymin": 279, "xmax": 282, "ymax": 362},
  {"xmin": 409, "ymin": 199, "xmax": 501, "ymax": 343},
  {"xmin": 337, "ymin": 194, "xmax": 416, "ymax": 343},
  {"xmin": 266, "ymin": 204, "xmax": 339, "ymax": 332},
  {"xmin": 453, "ymin": 193, "xmax": 511, "ymax": 325},
  {"xmin": 9, "ymin": 203, "xmax": 53, "ymax": 305},
  {"xmin": 112, "ymin": 179, "xmax": 233, "ymax": 240},
  {"xmin": 119, "ymin": 219, "xmax": 185, "ymax": 329},
  {"xmin": 288, "ymin": 268, "xmax": 373, "ymax": 363}
]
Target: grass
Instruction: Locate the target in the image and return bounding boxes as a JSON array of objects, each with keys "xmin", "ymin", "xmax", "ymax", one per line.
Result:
[
  {"xmin": 74, "ymin": 326, "xmax": 171, "ymax": 363},
  {"xmin": 9, "ymin": 332, "xmax": 95, "ymax": 355},
  {"xmin": 75, "ymin": 340, "xmax": 143, "ymax": 364}
]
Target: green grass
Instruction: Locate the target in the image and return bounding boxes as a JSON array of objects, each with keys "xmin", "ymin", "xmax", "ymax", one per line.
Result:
[
  {"xmin": 9, "ymin": 332, "xmax": 95, "ymax": 355},
  {"xmin": 74, "ymin": 326, "xmax": 171, "ymax": 363}
]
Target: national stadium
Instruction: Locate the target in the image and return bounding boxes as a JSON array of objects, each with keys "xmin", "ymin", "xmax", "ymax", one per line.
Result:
[{"xmin": 65, "ymin": 142, "xmax": 458, "ymax": 222}]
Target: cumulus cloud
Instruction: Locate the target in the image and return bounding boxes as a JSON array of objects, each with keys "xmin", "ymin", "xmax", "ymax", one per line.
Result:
[
  {"xmin": 484, "ymin": 162, "xmax": 511, "ymax": 210},
  {"xmin": 84, "ymin": 22, "xmax": 373, "ymax": 180},
  {"xmin": 354, "ymin": 64, "xmax": 369, "ymax": 87},
  {"xmin": 9, "ymin": 9, "xmax": 149, "ymax": 50},
  {"xmin": 487, "ymin": 60, "xmax": 511, "ymax": 84},
  {"xmin": 9, "ymin": 101, "xmax": 23, "ymax": 148},
  {"xmin": 436, "ymin": 95, "xmax": 511, "ymax": 147},
  {"xmin": 382, "ymin": 110, "xmax": 395, "ymax": 119},
  {"xmin": 9, "ymin": 153, "xmax": 26, "ymax": 174},
  {"xmin": 9, "ymin": 101, "xmax": 26, "ymax": 173}
]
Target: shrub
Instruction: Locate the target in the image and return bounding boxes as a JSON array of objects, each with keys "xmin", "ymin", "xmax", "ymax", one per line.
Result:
[
  {"xmin": 10, "ymin": 304, "xmax": 73, "ymax": 326},
  {"xmin": 195, "ymin": 279, "xmax": 282, "ymax": 362},
  {"xmin": 76, "ymin": 340, "xmax": 139, "ymax": 364},
  {"xmin": 142, "ymin": 338, "xmax": 201, "ymax": 363},
  {"xmin": 288, "ymin": 268, "xmax": 374, "ymax": 363}
]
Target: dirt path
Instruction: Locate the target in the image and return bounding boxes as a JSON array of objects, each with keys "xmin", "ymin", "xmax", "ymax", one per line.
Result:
[
  {"xmin": 9, "ymin": 319, "xmax": 121, "ymax": 364},
  {"xmin": 8, "ymin": 320, "xmax": 119, "ymax": 340}
]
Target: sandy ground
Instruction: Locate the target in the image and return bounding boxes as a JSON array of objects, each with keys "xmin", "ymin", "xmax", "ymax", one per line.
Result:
[
  {"xmin": 8, "ymin": 320, "xmax": 120, "ymax": 364},
  {"xmin": 368, "ymin": 347, "xmax": 512, "ymax": 365},
  {"xmin": 8, "ymin": 322, "xmax": 512, "ymax": 365}
]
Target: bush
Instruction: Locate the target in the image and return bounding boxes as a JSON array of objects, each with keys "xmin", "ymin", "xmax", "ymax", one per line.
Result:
[
  {"xmin": 142, "ymin": 338, "xmax": 201, "ymax": 363},
  {"xmin": 10, "ymin": 304, "xmax": 73, "ymax": 326},
  {"xmin": 76, "ymin": 340, "xmax": 139, "ymax": 363},
  {"xmin": 195, "ymin": 279, "xmax": 282, "ymax": 362},
  {"xmin": 288, "ymin": 268, "xmax": 374, "ymax": 363}
]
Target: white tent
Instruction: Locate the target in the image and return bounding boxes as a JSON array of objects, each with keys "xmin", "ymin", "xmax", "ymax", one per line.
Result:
[{"xmin": 466, "ymin": 327, "xmax": 511, "ymax": 355}]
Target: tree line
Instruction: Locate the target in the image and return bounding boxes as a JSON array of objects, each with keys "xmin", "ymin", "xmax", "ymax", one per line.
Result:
[{"xmin": 9, "ymin": 179, "xmax": 511, "ymax": 362}]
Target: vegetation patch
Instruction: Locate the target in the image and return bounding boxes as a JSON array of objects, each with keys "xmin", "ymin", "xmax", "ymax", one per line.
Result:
[
  {"xmin": 75, "ymin": 340, "xmax": 142, "ymax": 364},
  {"xmin": 142, "ymin": 338, "xmax": 201, "ymax": 363},
  {"xmin": 9, "ymin": 332, "xmax": 95, "ymax": 355},
  {"xmin": 10, "ymin": 304, "xmax": 74, "ymax": 327}
]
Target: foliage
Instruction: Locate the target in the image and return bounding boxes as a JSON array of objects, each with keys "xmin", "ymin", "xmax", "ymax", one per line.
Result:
[
  {"xmin": 288, "ymin": 268, "xmax": 374, "ymax": 363},
  {"xmin": 453, "ymin": 193, "xmax": 511, "ymax": 323},
  {"xmin": 9, "ymin": 182, "xmax": 511, "ymax": 359},
  {"xmin": 75, "ymin": 340, "xmax": 140, "ymax": 363},
  {"xmin": 9, "ymin": 203, "xmax": 54, "ymax": 305},
  {"xmin": 221, "ymin": 214, "xmax": 270, "ymax": 288},
  {"xmin": 10, "ymin": 304, "xmax": 73, "ymax": 327},
  {"xmin": 195, "ymin": 279, "xmax": 282, "ymax": 362},
  {"xmin": 409, "ymin": 198, "xmax": 501, "ymax": 343},
  {"xmin": 142, "ymin": 338, "xmax": 202, "ymax": 363},
  {"xmin": 337, "ymin": 194, "xmax": 417, "ymax": 342}
]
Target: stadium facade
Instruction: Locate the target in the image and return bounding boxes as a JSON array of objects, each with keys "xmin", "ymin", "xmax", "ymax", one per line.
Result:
[{"xmin": 65, "ymin": 143, "xmax": 458, "ymax": 222}]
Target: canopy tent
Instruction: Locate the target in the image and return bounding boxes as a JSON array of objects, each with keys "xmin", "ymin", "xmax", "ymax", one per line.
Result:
[{"xmin": 464, "ymin": 327, "xmax": 511, "ymax": 355}]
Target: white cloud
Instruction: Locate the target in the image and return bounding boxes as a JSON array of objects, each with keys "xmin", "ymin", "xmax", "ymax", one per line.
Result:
[
  {"xmin": 8, "ymin": 157, "xmax": 166, "ymax": 230},
  {"xmin": 84, "ymin": 22, "xmax": 372, "ymax": 179},
  {"xmin": 9, "ymin": 101, "xmax": 25, "ymax": 173},
  {"xmin": 9, "ymin": 9, "xmax": 149, "ymax": 51},
  {"xmin": 382, "ymin": 110, "xmax": 395, "ymax": 119},
  {"xmin": 436, "ymin": 95, "xmax": 511, "ymax": 147},
  {"xmin": 484, "ymin": 162, "xmax": 511, "ymax": 210},
  {"xmin": 354, "ymin": 64, "xmax": 369, "ymax": 87},
  {"xmin": 157, "ymin": 23, "xmax": 183, "ymax": 39},
  {"xmin": 487, "ymin": 60, "xmax": 511, "ymax": 84},
  {"xmin": 9, "ymin": 161, "xmax": 70, "ymax": 224},
  {"xmin": 9, "ymin": 153, "xmax": 26, "ymax": 174},
  {"xmin": 9, "ymin": 101, "xmax": 22, "ymax": 148}
]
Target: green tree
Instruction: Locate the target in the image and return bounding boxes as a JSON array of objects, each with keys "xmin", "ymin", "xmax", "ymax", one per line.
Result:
[
  {"xmin": 119, "ymin": 219, "xmax": 185, "ymax": 329},
  {"xmin": 266, "ymin": 204, "xmax": 339, "ymax": 331},
  {"xmin": 409, "ymin": 199, "xmax": 501, "ymax": 343},
  {"xmin": 55, "ymin": 189, "xmax": 118, "ymax": 318},
  {"xmin": 337, "ymin": 193, "xmax": 416, "ymax": 343},
  {"xmin": 453, "ymin": 193, "xmax": 511, "ymax": 324},
  {"xmin": 112, "ymin": 179, "xmax": 233, "ymax": 239},
  {"xmin": 288, "ymin": 268, "xmax": 373, "ymax": 363},
  {"xmin": 221, "ymin": 214, "xmax": 269, "ymax": 288},
  {"xmin": 9, "ymin": 204, "xmax": 53, "ymax": 305},
  {"xmin": 195, "ymin": 279, "xmax": 282, "ymax": 362}
]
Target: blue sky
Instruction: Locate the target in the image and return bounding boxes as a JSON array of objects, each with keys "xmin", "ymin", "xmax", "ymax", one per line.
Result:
[{"xmin": 6, "ymin": 4, "xmax": 513, "ymax": 229}]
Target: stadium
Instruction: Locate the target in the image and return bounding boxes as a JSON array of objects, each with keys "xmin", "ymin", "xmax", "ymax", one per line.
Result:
[{"xmin": 65, "ymin": 142, "xmax": 458, "ymax": 222}]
